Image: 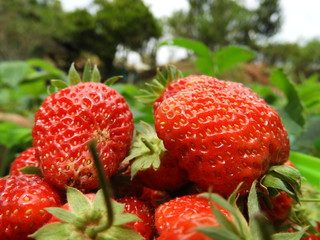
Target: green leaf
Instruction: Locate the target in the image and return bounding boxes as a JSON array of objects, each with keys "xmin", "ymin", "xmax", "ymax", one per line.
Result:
[
  {"xmin": 0, "ymin": 122, "xmax": 32, "ymax": 147},
  {"xmin": 99, "ymin": 225, "xmax": 144, "ymax": 240},
  {"xmin": 160, "ymin": 38, "xmax": 214, "ymax": 75},
  {"xmin": 19, "ymin": 166, "xmax": 43, "ymax": 177},
  {"xmin": 66, "ymin": 187, "xmax": 93, "ymax": 217},
  {"xmin": 29, "ymin": 223, "xmax": 78, "ymax": 240},
  {"xmin": 214, "ymin": 45, "xmax": 256, "ymax": 74},
  {"xmin": 247, "ymin": 181, "xmax": 262, "ymax": 239},
  {"xmin": 196, "ymin": 226, "xmax": 242, "ymax": 240},
  {"xmin": 104, "ymin": 75, "xmax": 123, "ymax": 86},
  {"xmin": 0, "ymin": 61, "xmax": 30, "ymax": 88},
  {"xmin": 45, "ymin": 207, "xmax": 78, "ymax": 223},
  {"xmin": 271, "ymin": 227, "xmax": 307, "ymax": 240},
  {"xmin": 270, "ymin": 69, "xmax": 306, "ymax": 128},
  {"xmin": 82, "ymin": 60, "xmax": 92, "ymax": 82},
  {"xmin": 50, "ymin": 79, "xmax": 68, "ymax": 90},
  {"xmin": 27, "ymin": 58, "xmax": 65, "ymax": 77},
  {"xmin": 68, "ymin": 63, "xmax": 81, "ymax": 86},
  {"xmin": 113, "ymin": 213, "xmax": 140, "ymax": 225},
  {"xmin": 91, "ymin": 65, "xmax": 101, "ymax": 83}
]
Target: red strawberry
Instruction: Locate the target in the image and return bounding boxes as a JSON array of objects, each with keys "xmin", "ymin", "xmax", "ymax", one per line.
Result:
[
  {"xmin": 117, "ymin": 196, "xmax": 155, "ymax": 240},
  {"xmin": 154, "ymin": 76, "xmax": 289, "ymax": 196},
  {"xmin": 140, "ymin": 187, "xmax": 170, "ymax": 208},
  {"xmin": 0, "ymin": 175, "xmax": 62, "ymax": 240},
  {"xmin": 260, "ymin": 191, "xmax": 293, "ymax": 222},
  {"xmin": 32, "ymin": 82, "xmax": 134, "ymax": 192},
  {"xmin": 9, "ymin": 147, "xmax": 39, "ymax": 176},
  {"xmin": 155, "ymin": 194, "xmax": 231, "ymax": 240},
  {"xmin": 134, "ymin": 150, "xmax": 188, "ymax": 191}
]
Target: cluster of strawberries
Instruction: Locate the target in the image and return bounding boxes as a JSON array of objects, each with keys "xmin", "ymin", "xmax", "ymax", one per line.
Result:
[{"xmin": 0, "ymin": 64, "xmax": 318, "ymax": 240}]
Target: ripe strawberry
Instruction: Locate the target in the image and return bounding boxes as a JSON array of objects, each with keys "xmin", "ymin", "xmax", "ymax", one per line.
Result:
[
  {"xmin": 0, "ymin": 174, "xmax": 62, "ymax": 240},
  {"xmin": 9, "ymin": 147, "xmax": 39, "ymax": 176},
  {"xmin": 124, "ymin": 121, "xmax": 189, "ymax": 192},
  {"xmin": 117, "ymin": 196, "xmax": 155, "ymax": 240},
  {"xmin": 154, "ymin": 76, "xmax": 289, "ymax": 196},
  {"xmin": 260, "ymin": 191, "xmax": 293, "ymax": 222},
  {"xmin": 140, "ymin": 187, "xmax": 170, "ymax": 208},
  {"xmin": 32, "ymin": 82, "xmax": 134, "ymax": 192},
  {"xmin": 155, "ymin": 194, "xmax": 231, "ymax": 240}
]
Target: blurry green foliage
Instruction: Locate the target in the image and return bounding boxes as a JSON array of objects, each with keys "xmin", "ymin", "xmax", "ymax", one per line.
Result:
[{"xmin": 166, "ymin": 0, "xmax": 281, "ymax": 50}]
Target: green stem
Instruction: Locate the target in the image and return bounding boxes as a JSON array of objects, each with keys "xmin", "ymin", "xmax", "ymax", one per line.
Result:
[
  {"xmin": 300, "ymin": 199, "xmax": 320, "ymax": 202},
  {"xmin": 88, "ymin": 141, "xmax": 114, "ymax": 236}
]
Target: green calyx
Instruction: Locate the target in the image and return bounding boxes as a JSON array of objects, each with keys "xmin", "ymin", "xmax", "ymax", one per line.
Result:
[
  {"xmin": 30, "ymin": 187, "xmax": 143, "ymax": 240},
  {"xmin": 122, "ymin": 121, "xmax": 166, "ymax": 178},
  {"xmin": 198, "ymin": 181, "xmax": 308, "ymax": 240},
  {"xmin": 137, "ymin": 64, "xmax": 183, "ymax": 105},
  {"xmin": 49, "ymin": 60, "xmax": 123, "ymax": 93},
  {"xmin": 260, "ymin": 164, "xmax": 302, "ymax": 203}
]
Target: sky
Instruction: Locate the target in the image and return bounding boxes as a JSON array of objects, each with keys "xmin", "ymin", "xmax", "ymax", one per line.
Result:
[{"xmin": 60, "ymin": 0, "xmax": 320, "ymax": 64}]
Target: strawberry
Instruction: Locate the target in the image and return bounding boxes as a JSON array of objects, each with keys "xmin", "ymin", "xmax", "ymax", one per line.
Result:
[
  {"xmin": 0, "ymin": 174, "xmax": 62, "ymax": 240},
  {"xmin": 154, "ymin": 76, "xmax": 289, "ymax": 196},
  {"xmin": 117, "ymin": 196, "xmax": 155, "ymax": 240},
  {"xmin": 155, "ymin": 194, "xmax": 231, "ymax": 240},
  {"xmin": 32, "ymin": 81, "xmax": 134, "ymax": 192},
  {"xmin": 9, "ymin": 147, "xmax": 39, "ymax": 176},
  {"xmin": 260, "ymin": 191, "xmax": 293, "ymax": 222},
  {"xmin": 123, "ymin": 121, "xmax": 189, "ymax": 192}
]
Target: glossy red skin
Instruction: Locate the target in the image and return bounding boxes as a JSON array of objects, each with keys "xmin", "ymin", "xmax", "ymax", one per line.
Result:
[
  {"xmin": 117, "ymin": 196, "xmax": 155, "ymax": 240},
  {"xmin": 155, "ymin": 194, "xmax": 231, "ymax": 239},
  {"xmin": 9, "ymin": 147, "xmax": 39, "ymax": 176},
  {"xmin": 32, "ymin": 82, "xmax": 134, "ymax": 192},
  {"xmin": 154, "ymin": 77, "xmax": 289, "ymax": 196},
  {"xmin": 134, "ymin": 151, "xmax": 189, "ymax": 191},
  {"xmin": 0, "ymin": 175, "xmax": 62, "ymax": 240}
]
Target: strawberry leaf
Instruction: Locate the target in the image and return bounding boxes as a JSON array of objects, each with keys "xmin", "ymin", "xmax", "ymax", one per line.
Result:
[
  {"xmin": 98, "ymin": 225, "xmax": 144, "ymax": 240},
  {"xmin": 113, "ymin": 213, "xmax": 141, "ymax": 225},
  {"xmin": 91, "ymin": 65, "xmax": 101, "ymax": 83},
  {"xmin": 50, "ymin": 79, "xmax": 68, "ymax": 90},
  {"xmin": 45, "ymin": 207, "xmax": 78, "ymax": 224},
  {"xmin": 271, "ymin": 227, "xmax": 308, "ymax": 240},
  {"xmin": 29, "ymin": 223, "xmax": 78, "ymax": 240},
  {"xmin": 196, "ymin": 226, "xmax": 242, "ymax": 240},
  {"xmin": 19, "ymin": 165, "xmax": 43, "ymax": 177},
  {"xmin": 104, "ymin": 75, "xmax": 123, "ymax": 86},
  {"xmin": 137, "ymin": 65, "xmax": 183, "ymax": 105},
  {"xmin": 68, "ymin": 63, "xmax": 81, "ymax": 86},
  {"xmin": 66, "ymin": 187, "xmax": 93, "ymax": 218},
  {"xmin": 82, "ymin": 60, "xmax": 92, "ymax": 82}
]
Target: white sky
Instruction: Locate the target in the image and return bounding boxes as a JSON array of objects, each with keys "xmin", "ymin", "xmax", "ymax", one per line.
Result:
[{"xmin": 60, "ymin": 0, "xmax": 320, "ymax": 64}]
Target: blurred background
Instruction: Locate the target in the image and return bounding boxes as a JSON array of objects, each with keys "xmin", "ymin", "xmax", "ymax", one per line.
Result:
[{"xmin": 0, "ymin": 0, "xmax": 320, "ymax": 177}]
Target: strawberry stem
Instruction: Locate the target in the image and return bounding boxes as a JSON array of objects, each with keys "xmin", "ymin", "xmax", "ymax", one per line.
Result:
[{"xmin": 88, "ymin": 140, "xmax": 114, "ymax": 236}]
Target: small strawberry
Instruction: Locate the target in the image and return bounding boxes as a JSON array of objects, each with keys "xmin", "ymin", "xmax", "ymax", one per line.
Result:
[
  {"xmin": 123, "ymin": 121, "xmax": 189, "ymax": 192},
  {"xmin": 117, "ymin": 196, "xmax": 155, "ymax": 240},
  {"xmin": 32, "ymin": 64, "xmax": 134, "ymax": 192},
  {"xmin": 260, "ymin": 191, "xmax": 293, "ymax": 222},
  {"xmin": 0, "ymin": 174, "xmax": 62, "ymax": 240},
  {"xmin": 155, "ymin": 194, "xmax": 231, "ymax": 240},
  {"xmin": 154, "ymin": 76, "xmax": 289, "ymax": 196},
  {"xmin": 9, "ymin": 147, "xmax": 39, "ymax": 176}
]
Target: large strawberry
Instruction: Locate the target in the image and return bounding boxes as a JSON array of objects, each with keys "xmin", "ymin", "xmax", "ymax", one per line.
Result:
[
  {"xmin": 155, "ymin": 194, "xmax": 232, "ymax": 240},
  {"xmin": 32, "ymin": 65, "xmax": 134, "ymax": 192},
  {"xmin": 0, "ymin": 174, "xmax": 62, "ymax": 240},
  {"xmin": 9, "ymin": 147, "xmax": 39, "ymax": 176},
  {"xmin": 154, "ymin": 75, "xmax": 289, "ymax": 196}
]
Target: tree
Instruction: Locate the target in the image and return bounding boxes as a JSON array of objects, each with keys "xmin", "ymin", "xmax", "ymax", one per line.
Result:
[{"xmin": 166, "ymin": 0, "xmax": 282, "ymax": 50}]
